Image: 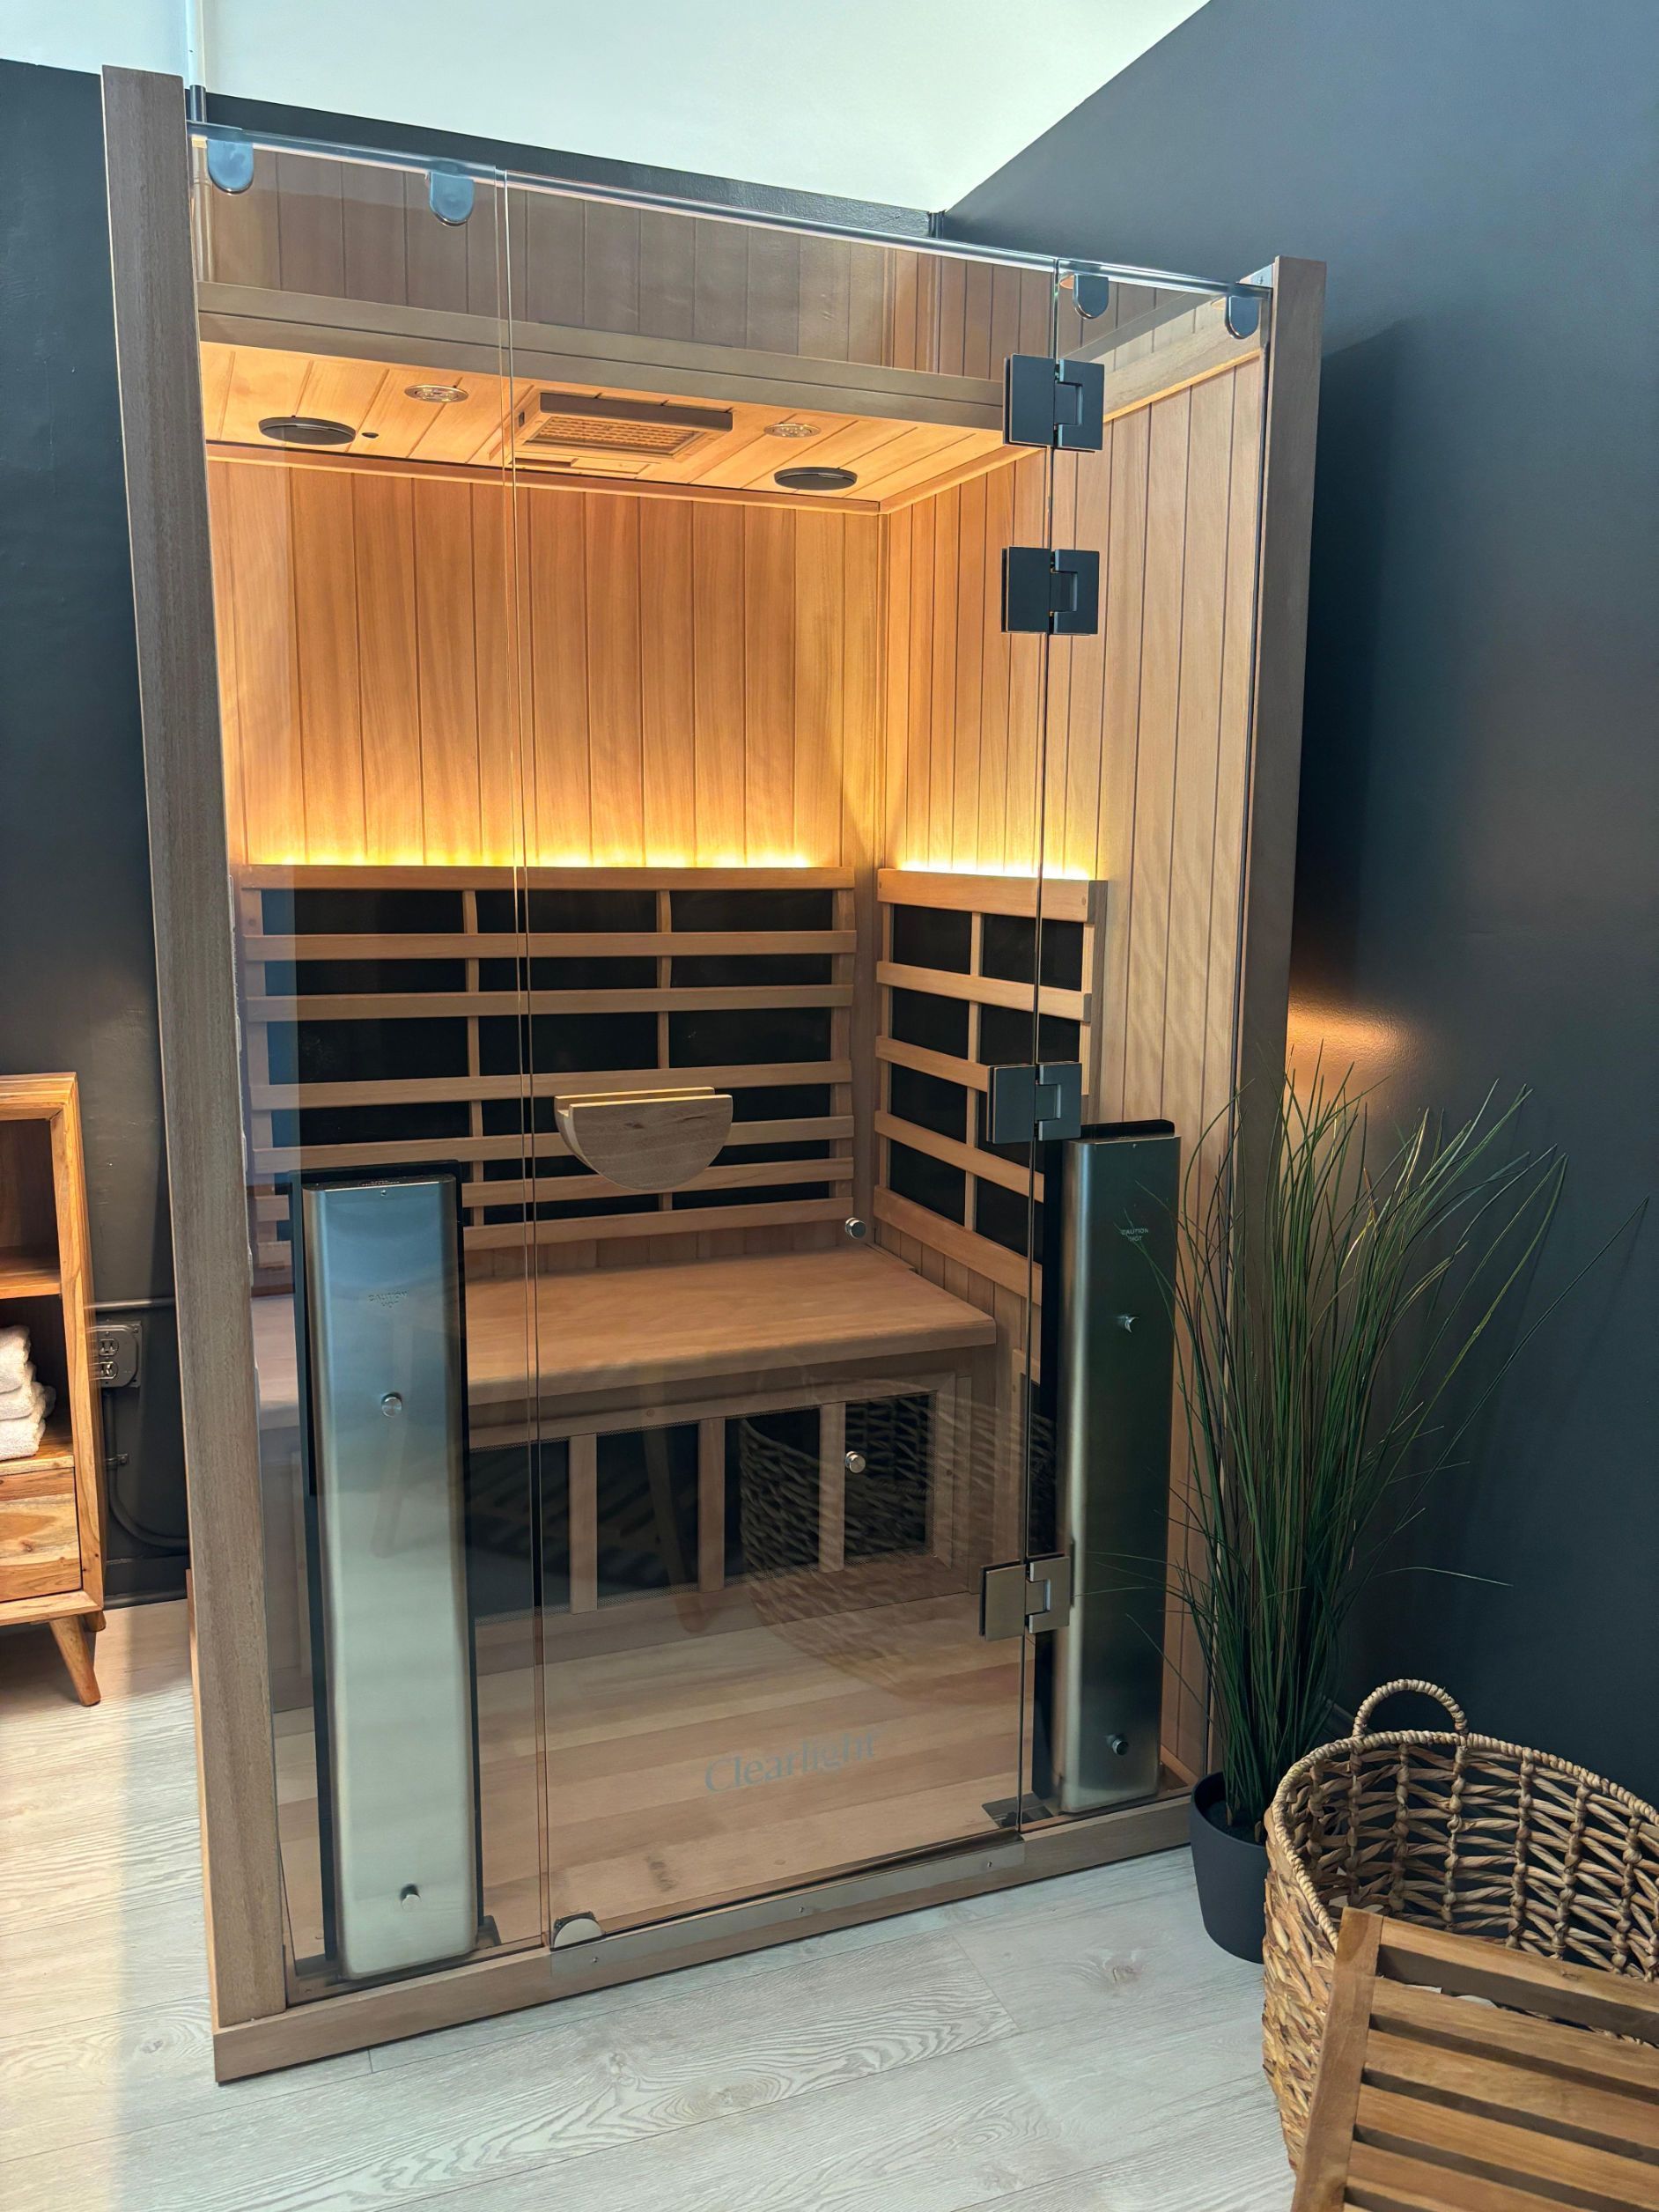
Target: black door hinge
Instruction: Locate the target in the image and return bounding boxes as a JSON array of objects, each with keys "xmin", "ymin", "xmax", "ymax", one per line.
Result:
[
  {"xmin": 1004, "ymin": 353, "xmax": 1105, "ymax": 451},
  {"xmin": 988, "ymin": 1061, "xmax": 1083, "ymax": 1145},
  {"xmin": 1001, "ymin": 546, "xmax": 1100, "ymax": 636}
]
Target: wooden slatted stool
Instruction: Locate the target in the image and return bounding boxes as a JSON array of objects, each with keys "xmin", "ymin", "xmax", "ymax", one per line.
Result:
[{"xmin": 1294, "ymin": 1907, "xmax": 1659, "ymax": 2210}]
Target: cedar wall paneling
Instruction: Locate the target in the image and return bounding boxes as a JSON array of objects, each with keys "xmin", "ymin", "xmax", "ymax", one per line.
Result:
[
  {"xmin": 208, "ymin": 461, "xmax": 881, "ymax": 870},
  {"xmin": 209, "ymin": 351, "xmax": 1264, "ymax": 1775},
  {"xmin": 881, "ymin": 358, "xmax": 1263, "ymax": 896},
  {"xmin": 880, "ymin": 354, "xmax": 1266, "ymax": 1775},
  {"xmin": 192, "ymin": 149, "xmax": 1053, "ymax": 377}
]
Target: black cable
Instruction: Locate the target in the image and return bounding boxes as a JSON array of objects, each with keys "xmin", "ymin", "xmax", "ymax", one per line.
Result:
[{"xmin": 101, "ymin": 1385, "xmax": 188, "ymax": 1553}]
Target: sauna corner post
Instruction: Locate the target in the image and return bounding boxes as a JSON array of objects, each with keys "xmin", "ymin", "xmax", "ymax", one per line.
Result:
[
  {"xmin": 101, "ymin": 67, "xmax": 288, "ymax": 2030},
  {"xmin": 1200, "ymin": 256, "xmax": 1323, "ymax": 1778},
  {"xmin": 1236, "ymin": 257, "xmax": 1324, "ymax": 1160}
]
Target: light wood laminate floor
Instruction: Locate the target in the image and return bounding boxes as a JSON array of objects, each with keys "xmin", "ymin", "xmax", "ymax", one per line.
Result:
[
  {"xmin": 274, "ymin": 1585, "xmax": 1025, "ymax": 1958},
  {"xmin": 0, "ymin": 1601, "xmax": 1292, "ymax": 2212}
]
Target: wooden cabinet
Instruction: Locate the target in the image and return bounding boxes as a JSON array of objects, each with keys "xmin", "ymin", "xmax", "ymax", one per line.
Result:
[
  {"xmin": 0, "ymin": 1073, "xmax": 106, "ymax": 1702},
  {"xmin": 102, "ymin": 56, "xmax": 1323, "ymax": 2069}
]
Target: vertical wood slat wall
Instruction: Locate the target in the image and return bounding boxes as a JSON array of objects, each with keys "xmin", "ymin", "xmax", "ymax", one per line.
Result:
[
  {"xmin": 878, "ymin": 354, "xmax": 1267, "ymax": 1775},
  {"xmin": 209, "ymin": 462, "xmax": 881, "ymax": 873}
]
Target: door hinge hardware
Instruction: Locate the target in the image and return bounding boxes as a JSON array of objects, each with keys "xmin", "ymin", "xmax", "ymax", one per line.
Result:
[
  {"xmin": 1225, "ymin": 290, "xmax": 1262, "ymax": 341},
  {"xmin": 1004, "ymin": 353, "xmax": 1105, "ymax": 450},
  {"xmin": 981, "ymin": 1552, "xmax": 1073, "ymax": 1640},
  {"xmin": 988, "ymin": 1061, "xmax": 1083, "ymax": 1146},
  {"xmin": 204, "ymin": 133, "xmax": 255, "ymax": 195},
  {"xmin": 1001, "ymin": 546, "xmax": 1100, "ymax": 637}
]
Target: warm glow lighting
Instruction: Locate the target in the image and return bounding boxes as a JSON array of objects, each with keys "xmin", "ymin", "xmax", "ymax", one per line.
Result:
[
  {"xmin": 1287, "ymin": 999, "xmax": 1410, "ymax": 1070},
  {"xmin": 892, "ymin": 859, "xmax": 1090, "ymax": 881},
  {"xmin": 250, "ymin": 848, "xmax": 815, "ymax": 869}
]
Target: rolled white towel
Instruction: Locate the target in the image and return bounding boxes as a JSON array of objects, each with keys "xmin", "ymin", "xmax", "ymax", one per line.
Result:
[
  {"xmin": 0, "ymin": 1324, "xmax": 28, "ymax": 1394},
  {"xmin": 0, "ymin": 1381, "xmax": 53, "ymax": 1463}
]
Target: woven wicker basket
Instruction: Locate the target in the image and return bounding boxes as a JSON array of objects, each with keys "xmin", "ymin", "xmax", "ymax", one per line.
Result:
[{"xmin": 1263, "ymin": 1677, "xmax": 1659, "ymax": 2163}]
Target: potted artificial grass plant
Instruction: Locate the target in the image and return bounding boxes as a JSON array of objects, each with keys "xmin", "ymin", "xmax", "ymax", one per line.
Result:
[{"xmin": 1169, "ymin": 1072, "xmax": 1567, "ymax": 1961}]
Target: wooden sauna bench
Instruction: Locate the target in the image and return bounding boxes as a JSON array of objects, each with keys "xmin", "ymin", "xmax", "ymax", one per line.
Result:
[{"xmin": 250, "ymin": 1246, "xmax": 995, "ymax": 1434}]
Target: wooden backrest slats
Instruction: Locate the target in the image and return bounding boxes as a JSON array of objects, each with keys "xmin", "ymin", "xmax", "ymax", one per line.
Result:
[{"xmin": 235, "ymin": 862, "xmax": 861, "ymax": 1277}]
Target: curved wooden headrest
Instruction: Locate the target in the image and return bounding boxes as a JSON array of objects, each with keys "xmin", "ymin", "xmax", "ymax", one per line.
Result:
[{"xmin": 555, "ymin": 1088, "xmax": 734, "ymax": 1193}]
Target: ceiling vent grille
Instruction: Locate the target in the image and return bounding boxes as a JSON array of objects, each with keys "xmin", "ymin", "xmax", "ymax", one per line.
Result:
[{"xmin": 512, "ymin": 391, "xmax": 733, "ymax": 469}]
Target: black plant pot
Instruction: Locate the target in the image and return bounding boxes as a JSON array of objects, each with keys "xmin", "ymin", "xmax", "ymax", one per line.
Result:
[{"xmin": 1189, "ymin": 1773, "xmax": 1269, "ymax": 1963}]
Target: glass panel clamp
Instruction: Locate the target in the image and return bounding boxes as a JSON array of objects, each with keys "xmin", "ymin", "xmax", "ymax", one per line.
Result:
[
  {"xmin": 1003, "ymin": 352, "xmax": 1105, "ymax": 450},
  {"xmin": 981, "ymin": 1552, "xmax": 1073, "ymax": 1641},
  {"xmin": 987, "ymin": 1061, "xmax": 1083, "ymax": 1144},
  {"xmin": 1000, "ymin": 548, "xmax": 1100, "ymax": 636}
]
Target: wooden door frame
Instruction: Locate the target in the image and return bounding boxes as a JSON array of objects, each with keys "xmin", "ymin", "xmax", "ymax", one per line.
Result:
[
  {"xmin": 102, "ymin": 65, "xmax": 1322, "ymax": 2072},
  {"xmin": 102, "ymin": 66, "xmax": 288, "ymax": 2030},
  {"xmin": 1237, "ymin": 258, "xmax": 1324, "ymax": 1111}
]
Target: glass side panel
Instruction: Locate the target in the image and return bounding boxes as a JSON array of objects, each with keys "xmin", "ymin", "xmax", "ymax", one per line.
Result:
[
  {"xmin": 189, "ymin": 152, "xmax": 1054, "ymax": 386},
  {"xmin": 191, "ymin": 137, "xmax": 545, "ymax": 1994},
  {"xmin": 1031, "ymin": 268, "xmax": 1268, "ymax": 1815},
  {"xmin": 501, "ymin": 181, "xmax": 1058, "ymax": 1936}
]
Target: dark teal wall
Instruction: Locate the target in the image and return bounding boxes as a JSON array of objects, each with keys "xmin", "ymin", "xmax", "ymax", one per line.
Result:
[
  {"xmin": 949, "ymin": 1, "xmax": 1659, "ymax": 1793},
  {"xmin": 0, "ymin": 61, "xmax": 188, "ymax": 1592}
]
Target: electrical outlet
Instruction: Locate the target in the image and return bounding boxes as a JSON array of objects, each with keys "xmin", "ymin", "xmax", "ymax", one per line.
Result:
[{"xmin": 93, "ymin": 1320, "xmax": 142, "ymax": 1390}]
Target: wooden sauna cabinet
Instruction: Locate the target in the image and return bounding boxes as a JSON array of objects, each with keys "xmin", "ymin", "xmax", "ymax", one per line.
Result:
[{"xmin": 105, "ymin": 67, "xmax": 1322, "ymax": 2075}]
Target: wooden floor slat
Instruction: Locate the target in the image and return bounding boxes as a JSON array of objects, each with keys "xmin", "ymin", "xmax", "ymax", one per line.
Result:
[
  {"xmin": 1364, "ymin": 2026, "xmax": 1659, "ymax": 2159},
  {"xmin": 1370, "ymin": 1980, "xmax": 1659, "ymax": 2100},
  {"xmin": 1356, "ymin": 2083, "xmax": 1659, "ymax": 2211},
  {"xmin": 1346, "ymin": 2139, "xmax": 1587, "ymax": 2212},
  {"xmin": 1296, "ymin": 1909, "xmax": 1659, "ymax": 2212},
  {"xmin": 275, "ymin": 1589, "xmax": 1021, "ymax": 1955}
]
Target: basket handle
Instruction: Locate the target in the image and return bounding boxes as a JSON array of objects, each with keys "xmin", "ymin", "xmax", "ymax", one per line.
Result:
[{"xmin": 1353, "ymin": 1678, "xmax": 1467, "ymax": 1736}]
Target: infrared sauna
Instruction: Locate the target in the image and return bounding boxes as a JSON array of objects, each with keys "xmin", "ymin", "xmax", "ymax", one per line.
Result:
[{"xmin": 105, "ymin": 69, "xmax": 1321, "ymax": 2075}]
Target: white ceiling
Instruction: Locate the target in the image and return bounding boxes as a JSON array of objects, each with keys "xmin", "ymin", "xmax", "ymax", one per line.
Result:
[{"xmin": 1, "ymin": 0, "xmax": 1206, "ymax": 209}]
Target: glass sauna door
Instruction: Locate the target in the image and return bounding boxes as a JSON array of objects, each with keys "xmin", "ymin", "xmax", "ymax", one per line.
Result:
[
  {"xmin": 1027, "ymin": 269, "xmax": 1269, "ymax": 1819},
  {"xmin": 193, "ymin": 138, "xmax": 547, "ymax": 1994},
  {"xmin": 500, "ymin": 189, "xmax": 1065, "ymax": 1938}
]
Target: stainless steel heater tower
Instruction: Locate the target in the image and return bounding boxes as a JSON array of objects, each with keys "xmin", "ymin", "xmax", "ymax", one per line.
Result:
[
  {"xmin": 1035, "ymin": 1121, "xmax": 1179, "ymax": 1813},
  {"xmin": 293, "ymin": 1169, "xmax": 481, "ymax": 1980}
]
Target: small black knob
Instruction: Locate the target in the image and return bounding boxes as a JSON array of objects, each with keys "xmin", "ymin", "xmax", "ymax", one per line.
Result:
[{"xmin": 1109, "ymin": 1734, "xmax": 1129, "ymax": 1757}]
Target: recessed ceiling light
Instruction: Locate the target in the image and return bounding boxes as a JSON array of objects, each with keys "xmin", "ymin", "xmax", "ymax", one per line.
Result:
[
  {"xmin": 257, "ymin": 416, "xmax": 356, "ymax": 447},
  {"xmin": 406, "ymin": 383, "xmax": 468, "ymax": 404},
  {"xmin": 774, "ymin": 465, "xmax": 858, "ymax": 492},
  {"xmin": 765, "ymin": 420, "xmax": 821, "ymax": 439}
]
